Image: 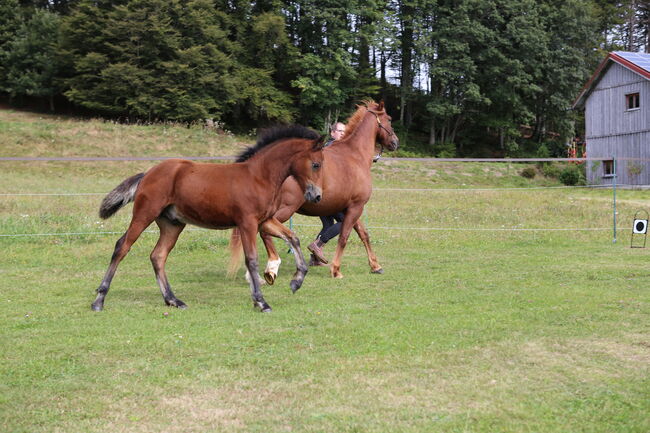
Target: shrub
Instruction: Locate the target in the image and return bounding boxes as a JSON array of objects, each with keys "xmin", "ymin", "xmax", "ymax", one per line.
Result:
[
  {"xmin": 520, "ymin": 167, "xmax": 536, "ymax": 179},
  {"xmin": 434, "ymin": 141, "xmax": 456, "ymax": 158},
  {"xmin": 542, "ymin": 164, "xmax": 561, "ymax": 178},
  {"xmin": 559, "ymin": 166, "xmax": 586, "ymax": 185}
]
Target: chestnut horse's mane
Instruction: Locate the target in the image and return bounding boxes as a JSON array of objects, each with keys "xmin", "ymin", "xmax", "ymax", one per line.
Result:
[
  {"xmin": 343, "ymin": 99, "xmax": 382, "ymax": 136},
  {"xmin": 236, "ymin": 125, "xmax": 322, "ymax": 162}
]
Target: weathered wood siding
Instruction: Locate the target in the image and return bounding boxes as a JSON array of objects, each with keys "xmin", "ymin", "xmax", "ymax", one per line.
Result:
[
  {"xmin": 585, "ymin": 62, "xmax": 650, "ymax": 185},
  {"xmin": 586, "ymin": 133, "xmax": 650, "ymax": 185}
]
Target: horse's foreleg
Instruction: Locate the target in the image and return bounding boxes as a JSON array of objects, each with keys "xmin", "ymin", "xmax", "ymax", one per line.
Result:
[
  {"xmin": 330, "ymin": 206, "xmax": 364, "ymax": 279},
  {"xmin": 151, "ymin": 218, "xmax": 186, "ymax": 308},
  {"xmin": 261, "ymin": 232, "xmax": 281, "ymax": 285},
  {"xmin": 240, "ymin": 223, "xmax": 271, "ymax": 312},
  {"xmin": 260, "ymin": 218, "xmax": 308, "ymax": 293},
  {"xmin": 353, "ymin": 219, "xmax": 383, "ymax": 274},
  {"xmin": 92, "ymin": 219, "xmax": 151, "ymax": 311}
]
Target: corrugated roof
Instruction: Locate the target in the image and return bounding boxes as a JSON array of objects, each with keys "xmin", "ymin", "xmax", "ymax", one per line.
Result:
[
  {"xmin": 611, "ymin": 51, "xmax": 650, "ymax": 76},
  {"xmin": 573, "ymin": 51, "xmax": 650, "ymax": 109}
]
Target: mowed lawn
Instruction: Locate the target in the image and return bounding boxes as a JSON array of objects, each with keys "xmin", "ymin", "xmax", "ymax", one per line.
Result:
[{"xmin": 1, "ymin": 110, "xmax": 649, "ymax": 432}]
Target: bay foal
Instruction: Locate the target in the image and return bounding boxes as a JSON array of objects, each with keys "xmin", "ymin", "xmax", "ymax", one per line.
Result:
[{"xmin": 92, "ymin": 126, "xmax": 324, "ymax": 313}]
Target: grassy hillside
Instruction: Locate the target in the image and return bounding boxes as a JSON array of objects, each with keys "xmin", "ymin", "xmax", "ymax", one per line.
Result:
[
  {"xmin": 1, "ymin": 109, "xmax": 648, "ymax": 433},
  {"xmin": 0, "ymin": 109, "xmax": 247, "ymax": 158},
  {"xmin": 0, "ymin": 108, "xmax": 573, "ymax": 189}
]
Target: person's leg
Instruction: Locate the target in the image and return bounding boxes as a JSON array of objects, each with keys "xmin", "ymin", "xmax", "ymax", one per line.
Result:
[
  {"xmin": 317, "ymin": 215, "xmax": 335, "ymax": 238},
  {"xmin": 308, "ymin": 213, "xmax": 344, "ymax": 264},
  {"xmin": 308, "ymin": 215, "xmax": 335, "ymax": 264},
  {"xmin": 319, "ymin": 212, "xmax": 344, "ymax": 243}
]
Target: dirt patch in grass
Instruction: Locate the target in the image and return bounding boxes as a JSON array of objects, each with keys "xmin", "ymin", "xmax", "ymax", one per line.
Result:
[
  {"xmin": 565, "ymin": 335, "xmax": 650, "ymax": 365},
  {"xmin": 161, "ymin": 394, "xmax": 246, "ymax": 431},
  {"xmin": 148, "ymin": 335, "xmax": 649, "ymax": 432}
]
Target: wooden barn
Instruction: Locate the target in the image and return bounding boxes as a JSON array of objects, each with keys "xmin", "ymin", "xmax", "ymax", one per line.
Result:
[{"xmin": 573, "ymin": 51, "xmax": 650, "ymax": 186}]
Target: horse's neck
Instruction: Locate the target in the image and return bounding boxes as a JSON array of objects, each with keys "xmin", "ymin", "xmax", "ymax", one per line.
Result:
[
  {"xmin": 340, "ymin": 113, "xmax": 377, "ymax": 161},
  {"xmin": 247, "ymin": 142, "xmax": 297, "ymax": 188}
]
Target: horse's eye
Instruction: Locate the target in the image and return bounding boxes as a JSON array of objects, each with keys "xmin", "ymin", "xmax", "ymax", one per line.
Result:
[{"xmin": 312, "ymin": 162, "xmax": 321, "ymax": 170}]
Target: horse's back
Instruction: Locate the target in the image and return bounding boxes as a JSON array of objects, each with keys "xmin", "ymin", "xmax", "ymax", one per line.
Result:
[
  {"xmin": 138, "ymin": 159, "xmax": 193, "ymax": 196},
  {"xmin": 135, "ymin": 159, "xmax": 249, "ymax": 228}
]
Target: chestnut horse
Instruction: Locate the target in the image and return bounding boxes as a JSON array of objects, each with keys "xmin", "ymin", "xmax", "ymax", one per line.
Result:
[
  {"xmin": 91, "ymin": 126, "xmax": 324, "ymax": 313},
  {"xmin": 231, "ymin": 100, "xmax": 398, "ymax": 282}
]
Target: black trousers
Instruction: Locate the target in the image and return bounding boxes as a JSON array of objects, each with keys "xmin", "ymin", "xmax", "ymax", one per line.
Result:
[{"xmin": 317, "ymin": 212, "xmax": 345, "ymax": 243}]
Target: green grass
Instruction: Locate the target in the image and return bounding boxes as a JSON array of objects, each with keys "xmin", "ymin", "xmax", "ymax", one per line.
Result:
[{"xmin": 1, "ymin": 110, "xmax": 649, "ymax": 432}]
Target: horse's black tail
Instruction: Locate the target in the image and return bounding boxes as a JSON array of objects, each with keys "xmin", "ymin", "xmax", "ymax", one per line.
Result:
[{"xmin": 99, "ymin": 173, "xmax": 145, "ymax": 219}]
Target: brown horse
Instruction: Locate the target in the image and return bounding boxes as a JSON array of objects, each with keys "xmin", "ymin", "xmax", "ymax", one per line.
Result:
[
  {"xmin": 231, "ymin": 100, "xmax": 398, "ymax": 282},
  {"xmin": 91, "ymin": 126, "xmax": 324, "ymax": 313}
]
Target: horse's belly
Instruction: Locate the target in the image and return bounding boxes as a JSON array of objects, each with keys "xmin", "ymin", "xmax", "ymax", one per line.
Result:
[
  {"xmin": 163, "ymin": 204, "xmax": 235, "ymax": 230},
  {"xmin": 298, "ymin": 197, "xmax": 357, "ymax": 216}
]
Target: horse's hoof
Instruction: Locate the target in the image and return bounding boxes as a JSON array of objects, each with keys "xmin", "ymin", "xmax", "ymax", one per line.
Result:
[
  {"xmin": 91, "ymin": 303, "xmax": 103, "ymax": 312},
  {"xmin": 254, "ymin": 301, "xmax": 272, "ymax": 312},
  {"xmin": 290, "ymin": 280, "xmax": 302, "ymax": 293},
  {"xmin": 166, "ymin": 299, "xmax": 188, "ymax": 309},
  {"xmin": 331, "ymin": 271, "xmax": 344, "ymax": 279},
  {"xmin": 264, "ymin": 272, "xmax": 276, "ymax": 286},
  {"xmin": 371, "ymin": 268, "xmax": 384, "ymax": 274}
]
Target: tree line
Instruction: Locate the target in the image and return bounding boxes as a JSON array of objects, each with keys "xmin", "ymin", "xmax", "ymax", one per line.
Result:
[{"xmin": 0, "ymin": 0, "xmax": 645, "ymax": 156}]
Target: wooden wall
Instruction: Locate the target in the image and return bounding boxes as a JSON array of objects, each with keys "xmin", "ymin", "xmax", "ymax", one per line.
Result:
[
  {"xmin": 585, "ymin": 62, "xmax": 650, "ymax": 185},
  {"xmin": 586, "ymin": 134, "xmax": 650, "ymax": 185}
]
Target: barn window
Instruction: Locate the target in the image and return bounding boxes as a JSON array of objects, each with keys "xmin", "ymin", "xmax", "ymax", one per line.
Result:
[
  {"xmin": 603, "ymin": 160, "xmax": 615, "ymax": 177},
  {"xmin": 626, "ymin": 92, "xmax": 640, "ymax": 110}
]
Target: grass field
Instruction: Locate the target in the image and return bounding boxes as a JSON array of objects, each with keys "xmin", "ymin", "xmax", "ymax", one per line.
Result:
[{"xmin": 1, "ymin": 110, "xmax": 649, "ymax": 432}]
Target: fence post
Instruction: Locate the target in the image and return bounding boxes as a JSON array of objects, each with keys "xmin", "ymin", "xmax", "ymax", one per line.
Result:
[{"xmin": 613, "ymin": 157, "xmax": 617, "ymax": 244}]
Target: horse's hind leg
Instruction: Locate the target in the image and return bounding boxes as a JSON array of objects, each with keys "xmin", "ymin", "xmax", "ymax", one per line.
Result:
[
  {"xmin": 261, "ymin": 232, "xmax": 281, "ymax": 285},
  {"xmin": 353, "ymin": 219, "xmax": 383, "ymax": 274},
  {"xmin": 151, "ymin": 217, "xmax": 187, "ymax": 308},
  {"xmin": 260, "ymin": 203, "xmax": 296, "ymax": 285},
  {"xmin": 260, "ymin": 218, "xmax": 308, "ymax": 293},
  {"xmin": 330, "ymin": 205, "xmax": 364, "ymax": 279},
  {"xmin": 92, "ymin": 218, "xmax": 151, "ymax": 311}
]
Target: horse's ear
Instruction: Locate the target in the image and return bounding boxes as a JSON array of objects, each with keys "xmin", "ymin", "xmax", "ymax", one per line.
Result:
[{"xmin": 378, "ymin": 100, "xmax": 385, "ymax": 111}]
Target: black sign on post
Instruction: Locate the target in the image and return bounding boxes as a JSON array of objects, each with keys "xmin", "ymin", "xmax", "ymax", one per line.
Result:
[{"xmin": 631, "ymin": 210, "xmax": 649, "ymax": 248}]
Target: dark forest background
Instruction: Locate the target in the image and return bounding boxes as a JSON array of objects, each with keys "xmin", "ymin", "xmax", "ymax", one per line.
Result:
[{"xmin": 2, "ymin": 0, "xmax": 650, "ymax": 156}]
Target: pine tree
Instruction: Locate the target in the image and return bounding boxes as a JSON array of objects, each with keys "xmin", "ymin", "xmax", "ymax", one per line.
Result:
[
  {"xmin": 3, "ymin": 8, "xmax": 62, "ymax": 110},
  {"xmin": 62, "ymin": 0, "xmax": 239, "ymax": 122},
  {"xmin": 0, "ymin": 0, "xmax": 23, "ymax": 92}
]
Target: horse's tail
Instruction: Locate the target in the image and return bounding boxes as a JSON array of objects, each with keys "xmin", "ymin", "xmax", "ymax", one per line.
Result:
[
  {"xmin": 99, "ymin": 173, "xmax": 145, "ymax": 219},
  {"xmin": 227, "ymin": 228, "xmax": 244, "ymax": 278}
]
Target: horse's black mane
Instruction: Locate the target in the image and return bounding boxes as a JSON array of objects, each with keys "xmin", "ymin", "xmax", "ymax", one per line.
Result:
[{"xmin": 236, "ymin": 124, "xmax": 323, "ymax": 162}]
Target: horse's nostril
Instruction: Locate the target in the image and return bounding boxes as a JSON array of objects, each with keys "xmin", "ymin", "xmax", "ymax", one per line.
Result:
[{"xmin": 315, "ymin": 195, "xmax": 321, "ymax": 202}]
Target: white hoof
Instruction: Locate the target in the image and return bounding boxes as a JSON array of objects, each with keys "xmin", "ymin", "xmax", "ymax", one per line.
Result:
[{"xmin": 265, "ymin": 258, "xmax": 281, "ymax": 277}]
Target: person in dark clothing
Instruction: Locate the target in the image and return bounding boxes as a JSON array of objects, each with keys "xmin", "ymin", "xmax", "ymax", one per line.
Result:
[{"xmin": 307, "ymin": 122, "xmax": 346, "ymax": 265}]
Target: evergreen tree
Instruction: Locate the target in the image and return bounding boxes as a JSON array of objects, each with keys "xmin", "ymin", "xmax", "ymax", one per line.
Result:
[
  {"xmin": 288, "ymin": 0, "xmax": 360, "ymax": 127},
  {"xmin": 0, "ymin": 0, "xmax": 23, "ymax": 91},
  {"xmin": 230, "ymin": 10, "xmax": 297, "ymax": 125},
  {"xmin": 62, "ymin": 0, "xmax": 240, "ymax": 122},
  {"xmin": 3, "ymin": 8, "xmax": 63, "ymax": 110}
]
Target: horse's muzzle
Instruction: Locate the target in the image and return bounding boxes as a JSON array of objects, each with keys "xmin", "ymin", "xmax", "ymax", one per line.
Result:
[
  {"xmin": 390, "ymin": 138, "xmax": 400, "ymax": 151},
  {"xmin": 304, "ymin": 183, "xmax": 322, "ymax": 203}
]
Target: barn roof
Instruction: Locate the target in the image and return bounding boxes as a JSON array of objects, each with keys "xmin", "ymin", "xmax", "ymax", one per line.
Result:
[{"xmin": 573, "ymin": 51, "xmax": 650, "ymax": 109}]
